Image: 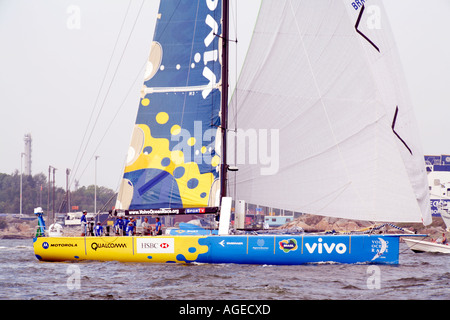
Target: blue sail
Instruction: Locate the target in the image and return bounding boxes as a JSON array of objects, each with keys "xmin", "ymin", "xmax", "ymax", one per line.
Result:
[{"xmin": 116, "ymin": 0, "xmax": 223, "ymax": 212}]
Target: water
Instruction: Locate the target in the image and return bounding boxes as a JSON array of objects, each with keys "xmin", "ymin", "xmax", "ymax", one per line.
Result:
[{"xmin": 0, "ymin": 239, "xmax": 448, "ymax": 301}]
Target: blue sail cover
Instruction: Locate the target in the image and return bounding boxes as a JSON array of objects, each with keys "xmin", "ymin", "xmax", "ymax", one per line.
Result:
[{"xmin": 117, "ymin": 0, "xmax": 223, "ymax": 211}]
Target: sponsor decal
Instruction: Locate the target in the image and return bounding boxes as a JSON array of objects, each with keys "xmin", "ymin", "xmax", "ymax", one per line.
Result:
[
  {"xmin": 137, "ymin": 238, "xmax": 175, "ymax": 254},
  {"xmin": 219, "ymin": 240, "xmax": 244, "ymax": 247},
  {"xmin": 128, "ymin": 208, "xmax": 180, "ymax": 215},
  {"xmin": 279, "ymin": 239, "xmax": 298, "ymax": 253},
  {"xmin": 91, "ymin": 242, "xmax": 127, "ymax": 251},
  {"xmin": 351, "ymin": 0, "xmax": 368, "ymax": 10},
  {"xmin": 126, "ymin": 207, "xmax": 218, "ymax": 216},
  {"xmin": 304, "ymin": 238, "xmax": 347, "ymax": 255},
  {"xmin": 430, "ymin": 199, "xmax": 450, "ymax": 216},
  {"xmin": 43, "ymin": 242, "xmax": 78, "ymax": 249},
  {"xmin": 371, "ymin": 237, "xmax": 388, "ymax": 261},
  {"xmin": 251, "ymin": 238, "xmax": 269, "ymax": 251},
  {"xmin": 186, "ymin": 208, "xmax": 206, "ymax": 214}
]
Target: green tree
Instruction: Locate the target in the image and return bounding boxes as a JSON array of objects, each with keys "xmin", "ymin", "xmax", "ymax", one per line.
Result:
[
  {"xmin": 0, "ymin": 172, "xmax": 117, "ymax": 214},
  {"xmin": 69, "ymin": 185, "xmax": 117, "ymax": 213}
]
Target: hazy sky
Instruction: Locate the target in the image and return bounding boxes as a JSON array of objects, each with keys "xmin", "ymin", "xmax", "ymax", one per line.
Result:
[{"xmin": 1, "ymin": 0, "xmax": 449, "ymax": 191}]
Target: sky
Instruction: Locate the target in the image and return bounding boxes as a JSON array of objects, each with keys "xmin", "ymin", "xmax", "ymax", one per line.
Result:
[{"xmin": 0, "ymin": 0, "xmax": 449, "ymax": 191}]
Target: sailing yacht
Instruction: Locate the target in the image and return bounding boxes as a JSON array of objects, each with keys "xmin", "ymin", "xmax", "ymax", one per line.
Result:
[{"xmin": 33, "ymin": 0, "xmax": 431, "ymax": 265}]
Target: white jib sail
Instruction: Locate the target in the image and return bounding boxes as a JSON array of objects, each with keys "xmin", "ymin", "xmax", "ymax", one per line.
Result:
[{"xmin": 228, "ymin": 0, "xmax": 431, "ymax": 224}]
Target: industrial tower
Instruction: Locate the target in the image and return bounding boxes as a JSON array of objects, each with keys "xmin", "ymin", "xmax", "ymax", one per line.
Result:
[{"xmin": 23, "ymin": 133, "xmax": 32, "ymax": 175}]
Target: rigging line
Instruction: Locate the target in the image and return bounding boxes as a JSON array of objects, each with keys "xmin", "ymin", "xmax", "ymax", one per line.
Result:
[
  {"xmin": 70, "ymin": 0, "xmax": 133, "ymax": 185},
  {"xmin": 71, "ymin": 0, "xmax": 146, "ymax": 188},
  {"xmin": 70, "ymin": 0, "xmax": 146, "ymax": 188},
  {"xmin": 230, "ymin": 0, "xmax": 239, "ymax": 203},
  {"xmin": 115, "ymin": 155, "xmax": 129, "ymax": 193},
  {"xmin": 154, "ymin": 0, "xmax": 183, "ymax": 41},
  {"xmin": 74, "ymin": 60, "xmax": 148, "ymax": 190},
  {"xmin": 167, "ymin": 0, "xmax": 200, "ymax": 207}
]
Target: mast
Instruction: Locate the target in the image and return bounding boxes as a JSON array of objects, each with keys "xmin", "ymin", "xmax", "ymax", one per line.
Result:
[{"xmin": 220, "ymin": 0, "xmax": 229, "ymax": 201}]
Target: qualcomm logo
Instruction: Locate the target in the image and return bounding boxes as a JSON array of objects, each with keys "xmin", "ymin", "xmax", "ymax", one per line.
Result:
[{"xmin": 304, "ymin": 238, "xmax": 347, "ymax": 255}]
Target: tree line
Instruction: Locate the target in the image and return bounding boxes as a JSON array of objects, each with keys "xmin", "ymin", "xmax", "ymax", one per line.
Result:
[{"xmin": 0, "ymin": 171, "xmax": 117, "ymax": 214}]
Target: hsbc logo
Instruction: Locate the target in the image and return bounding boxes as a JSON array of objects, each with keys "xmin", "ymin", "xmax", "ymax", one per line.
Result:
[
  {"xmin": 160, "ymin": 243, "xmax": 169, "ymax": 249},
  {"xmin": 140, "ymin": 242, "xmax": 169, "ymax": 249},
  {"xmin": 137, "ymin": 238, "xmax": 174, "ymax": 254}
]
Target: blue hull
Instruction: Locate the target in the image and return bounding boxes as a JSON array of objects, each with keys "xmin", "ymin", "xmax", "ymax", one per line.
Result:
[{"xmin": 195, "ymin": 234, "xmax": 399, "ymax": 265}]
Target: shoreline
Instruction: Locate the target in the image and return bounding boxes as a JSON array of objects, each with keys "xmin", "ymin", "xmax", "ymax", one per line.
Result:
[{"xmin": 0, "ymin": 214, "xmax": 447, "ymax": 241}]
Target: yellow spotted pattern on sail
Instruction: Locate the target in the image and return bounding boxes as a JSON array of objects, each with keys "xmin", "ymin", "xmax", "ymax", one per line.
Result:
[{"xmin": 124, "ymin": 123, "xmax": 217, "ymax": 207}]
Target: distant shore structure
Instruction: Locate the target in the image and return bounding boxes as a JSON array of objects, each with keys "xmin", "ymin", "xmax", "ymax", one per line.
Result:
[
  {"xmin": 23, "ymin": 133, "xmax": 32, "ymax": 176},
  {"xmin": 425, "ymin": 154, "xmax": 450, "ymax": 216}
]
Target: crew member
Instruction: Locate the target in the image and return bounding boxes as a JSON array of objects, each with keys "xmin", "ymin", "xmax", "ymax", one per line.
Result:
[
  {"xmin": 155, "ymin": 217, "xmax": 162, "ymax": 235},
  {"xmin": 94, "ymin": 222, "xmax": 103, "ymax": 236},
  {"xmin": 80, "ymin": 210, "xmax": 88, "ymax": 236}
]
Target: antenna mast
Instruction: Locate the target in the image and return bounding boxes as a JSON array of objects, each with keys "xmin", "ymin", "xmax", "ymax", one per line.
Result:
[{"xmin": 23, "ymin": 133, "xmax": 32, "ymax": 175}]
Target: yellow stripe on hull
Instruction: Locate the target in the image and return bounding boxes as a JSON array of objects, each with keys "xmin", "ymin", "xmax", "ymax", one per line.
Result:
[{"xmin": 33, "ymin": 236, "xmax": 209, "ymax": 263}]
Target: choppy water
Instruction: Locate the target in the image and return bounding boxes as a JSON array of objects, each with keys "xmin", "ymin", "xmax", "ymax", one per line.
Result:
[{"xmin": 0, "ymin": 239, "xmax": 448, "ymax": 301}]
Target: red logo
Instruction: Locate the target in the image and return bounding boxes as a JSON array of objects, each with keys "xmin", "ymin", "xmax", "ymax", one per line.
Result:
[
  {"xmin": 160, "ymin": 243, "xmax": 169, "ymax": 249},
  {"xmin": 199, "ymin": 208, "xmax": 205, "ymax": 213}
]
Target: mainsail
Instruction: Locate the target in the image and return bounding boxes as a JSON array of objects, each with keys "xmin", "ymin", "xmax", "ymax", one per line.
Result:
[
  {"xmin": 228, "ymin": 0, "xmax": 431, "ymax": 224},
  {"xmin": 116, "ymin": 0, "xmax": 223, "ymax": 212}
]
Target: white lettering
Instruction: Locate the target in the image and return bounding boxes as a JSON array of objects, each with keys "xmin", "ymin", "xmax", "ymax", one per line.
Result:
[
  {"xmin": 366, "ymin": 265, "xmax": 381, "ymax": 289},
  {"xmin": 336, "ymin": 243, "xmax": 347, "ymax": 254},
  {"xmin": 201, "ymin": 67, "xmax": 217, "ymax": 99},
  {"xmin": 366, "ymin": 5, "xmax": 381, "ymax": 29},
  {"xmin": 305, "ymin": 239, "xmax": 347, "ymax": 254},
  {"xmin": 227, "ymin": 128, "xmax": 280, "ymax": 175},
  {"xmin": 201, "ymin": 4, "xmax": 220, "ymax": 99},
  {"xmin": 323, "ymin": 242, "xmax": 336, "ymax": 254},
  {"xmin": 206, "ymin": 0, "xmax": 219, "ymax": 11},
  {"xmin": 204, "ymin": 15, "xmax": 218, "ymax": 47},
  {"xmin": 305, "ymin": 243, "xmax": 317, "ymax": 254},
  {"xmin": 223, "ymin": 305, "xmax": 271, "ymax": 315},
  {"xmin": 66, "ymin": 5, "xmax": 81, "ymax": 30},
  {"xmin": 236, "ymin": 129, "xmax": 258, "ymax": 165},
  {"xmin": 66, "ymin": 265, "xmax": 81, "ymax": 290},
  {"xmin": 203, "ymin": 49, "xmax": 218, "ymax": 65},
  {"xmin": 179, "ymin": 304, "xmax": 213, "ymax": 317},
  {"xmin": 258, "ymin": 129, "xmax": 280, "ymax": 176}
]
